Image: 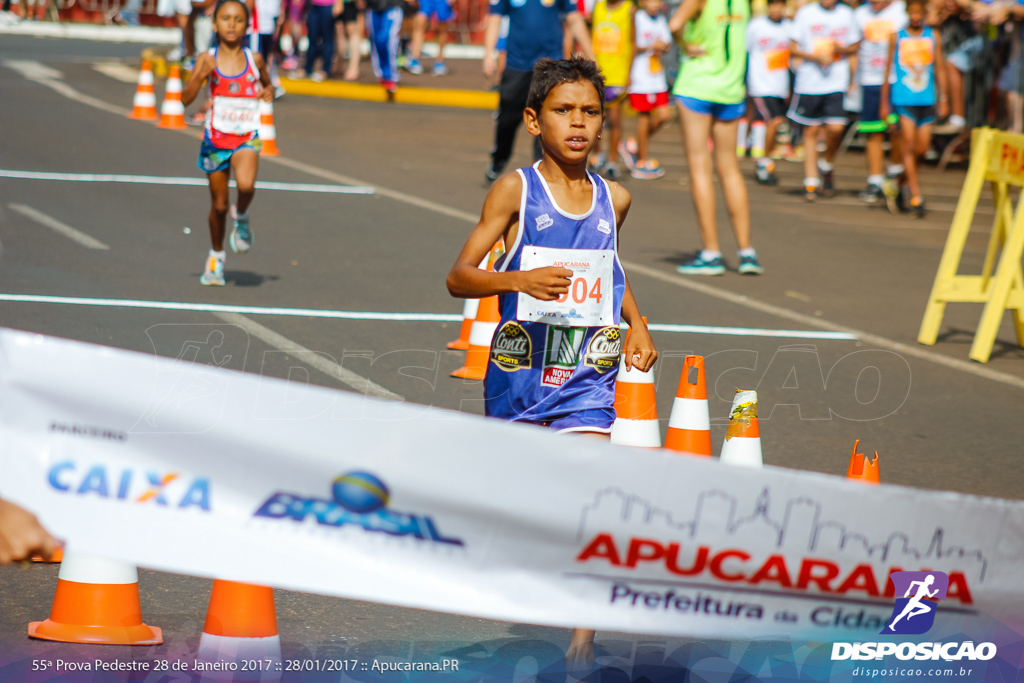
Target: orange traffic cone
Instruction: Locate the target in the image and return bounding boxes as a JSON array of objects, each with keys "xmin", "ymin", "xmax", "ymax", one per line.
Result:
[
  {"xmin": 157, "ymin": 64, "xmax": 186, "ymax": 129},
  {"xmin": 664, "ymin": 355, "xmax": 712, "ymax": 457},
  {"xmin": 847, "ymin": 439, "xmax": 880, "ymax": 484},
  {"xmin": 451, "ymin": 295, "xmax": 499, "ymax": 380},
  {"xmin": 610, "ymin": 322, "xmax": 660, "ymax": 447},
  {"xmin": 198, "ymin": 580, "xmax": 281, "ymax": 678},
  {"xmin": 719, "ymin": 389, "xmax": 762, "ymax": 467},
  {"xmin": 129, "ymin": 59, "xmax": 158, "ymax": 121},
  {"xmin": 31, "ymin": 545, "xmax": 64, "ymax": 563},
  {"xmin": 258, "ymin": 100, "xmax": 280, "ymax": 156},
  {"xmin": 28, "ymin": 551, "xmax": 162, "ymax": 645}
]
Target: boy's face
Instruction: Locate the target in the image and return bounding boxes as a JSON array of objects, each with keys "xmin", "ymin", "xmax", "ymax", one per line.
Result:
[
  {"xmin": 525, "ymin": 80, "xmax": 604, "ymax": 166},
  {"xmin": 215, "ymin": 1, "xmax": 247, "ymax": 41},
  {"xmin": 767, "ymin": 0, "xmax": 784, "ymax": 20},
  {"xmin": 907, "ymin": 3, "xmax": 925, "ymax": 25},
  {"xmin": 640, "ymin": 0, "xmax": 663, "ymax": 16}
]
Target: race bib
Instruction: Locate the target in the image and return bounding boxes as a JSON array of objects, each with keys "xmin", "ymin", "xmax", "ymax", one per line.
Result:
[
  {"xmin": 649, "ymin": 53, "xmax": 663, "ymax": 74},
  {"xmin": 594, "ymin": 23, "xmax": 623, "ymax": 55},
  {"xmin": 812, "ymin": 38, "xmax": 836, "ymax": 57},
  {"xmin": 765, "ymin": 48, "xmax": 790, "ymax": 71},
  {"xmin": 212, "ymin": 96, "xmax": 260, "ymax": 136},
  {"xmin": 516, "ymin": 246, "xmax": 615, "ymax": 327},
  {"xmin": 864, "ymin": 20, "xmax": 893, "ymax": 44},
  {"xmin": 899, "ymin": 37, "xmax": 934, "ymax": 67}
]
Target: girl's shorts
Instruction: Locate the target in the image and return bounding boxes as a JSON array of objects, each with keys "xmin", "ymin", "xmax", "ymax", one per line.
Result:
[{"xmin": 197, "ymin": 135, "xmax": 262, "ymax": 174}]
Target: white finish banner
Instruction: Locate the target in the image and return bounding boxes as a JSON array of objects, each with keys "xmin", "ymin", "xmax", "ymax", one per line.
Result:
[{"xmin": 1, "ymin": 328, "xmax": 1022, "ymax": 640}]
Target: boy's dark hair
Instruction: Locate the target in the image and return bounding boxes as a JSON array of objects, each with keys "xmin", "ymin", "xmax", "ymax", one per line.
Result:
[
  {"xmin": 905, "ymin": 0, "xmax": 926, "ymax": 9},
  {"xmin": 214, "ymin": 0, "xmax": 250, "ymax": 23},
  {"xmin": 526, "ymin": 57, "xmax": 606, "ymax": 113}
]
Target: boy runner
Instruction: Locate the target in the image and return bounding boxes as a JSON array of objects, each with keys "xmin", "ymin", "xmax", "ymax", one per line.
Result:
[
  {"xmin": 788, "ymin": 0, "xmax": 859, "ymax": 200},
  {"xmin": 745, "ymin": 0, "xmax": 791, "ymax": 185},
  {"xmin": 447, "ymin": 57, "xmax": 657, "ymax": 665},
  {"xmin": 853, "ymin": 0, "xmax": 907, "ymax": 203}
]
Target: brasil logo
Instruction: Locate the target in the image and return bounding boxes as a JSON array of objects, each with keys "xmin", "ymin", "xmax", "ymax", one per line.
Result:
[{"xmin": 254, "ymin": 471, "xmax": 463, "ymax": 546}]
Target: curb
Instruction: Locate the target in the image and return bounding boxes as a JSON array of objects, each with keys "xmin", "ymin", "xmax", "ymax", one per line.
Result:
[
  {"xmin": 0, "ymin": 20, "xmax": 179, "ymax": 43},
  {"xmin": 279, "ymin": 77, "xmax": 497, "ymax": 110}
]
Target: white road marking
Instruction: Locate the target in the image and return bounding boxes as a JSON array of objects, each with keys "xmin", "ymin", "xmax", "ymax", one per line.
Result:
[
  {"xmin": 93, "ymin": 63, "xmax": 140, "ymax": 83},
  {"xmin": 213, "ymin": 312, "xmax": 401, "ymax": 400},
  {"xmin": 0, "ymin": 170, "xmax": 375, "ymax": 195},
  {"xmin": 8, "ymin": 204, "xmax": 110, "ymax": 250},
  {"xmin": 3, "ymin": 59, "xmax": 63, "ymax": 80},
  {"xmin": 11, "ymin": 60, "xmax": 1024, "ymax": 391},
  {"xmin": 647, "ymin": 323, "xmax": 856, "ymax": 340}
]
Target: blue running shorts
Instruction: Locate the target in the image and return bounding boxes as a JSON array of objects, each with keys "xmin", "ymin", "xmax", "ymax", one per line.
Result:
[
  {"xmin": 675, "ymin": 95, "xmax": 745, "ymax": 122},
  {"xmin": 197, "ymin": 135, "xmax": 262, "ymax": 174},
  {"xmin": 418, "ymin": 0, "xmax": 453, "ymax": 21},
  {"xmin": 524, "ymin": 407, "xmax": 616, "ymax": 434}
]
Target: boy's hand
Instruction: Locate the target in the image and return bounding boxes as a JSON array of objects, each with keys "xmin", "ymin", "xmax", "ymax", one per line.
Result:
[
  {"xmin": 483, "ymin": 52, "xmax": 497, "ymax": 78},
  {"xmin": 0, "ymin": 498, "xmax": 58, "ymax": 565},
  {"xmin": 651, "ymin": 40, "xmax": 669, "ymax": 52},
  {"xmin": 259, "ymin": 84, "xmax": 275, "ymax": 102},
  {"xmin": 623, "ymin": 324, "xmax": 657, "ymax": 373},
  {"xmin": 517, "ymin": 267, "xmax": 572, "ymax": 301}
]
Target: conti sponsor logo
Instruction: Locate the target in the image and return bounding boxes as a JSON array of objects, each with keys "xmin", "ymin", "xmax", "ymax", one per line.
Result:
[
  {"xmin": 584, "ymin": 326, "xmax": 621, "ymax": 373},
  {"xmin": 491, "ymin": 321, "xmax": 532, "ymax": 371}
]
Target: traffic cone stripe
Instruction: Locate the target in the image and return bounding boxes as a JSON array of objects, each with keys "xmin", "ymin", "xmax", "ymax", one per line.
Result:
[
  {"xmin": 447, "ymin": 297, "xmax": 479, "ymax": 350},
  {"xmin": 57, "ymin": 554, "xmax": 137, "ymax": 584},
  {"xmin": 467, "ymin": 318, "xmax": 498, "ymax": 347},
  {"xmin": 259, "ymin": 100, "xmax": 280, "ymax": 156},
  {"xmin": 614, "ymin": 382, "xmax": 657, "ymax": 420},
  {"xmin": 157, "ymin": 66, "xmax": 186, "ymax": 129},
  {"xmin": 608, "ymin": 418, "xmax": 661, "ymax": 447},
  {"xmin": 129, "ymin": 60, "xmax": 158, "ymax": 121},
  {"xmin": 667, "ymin": 397, "xmax": 710, "ymax": 430}
]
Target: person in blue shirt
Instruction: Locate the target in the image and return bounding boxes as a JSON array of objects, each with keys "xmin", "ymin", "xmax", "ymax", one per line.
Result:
[
  {"xmin": 881, "ymin": 0, "xmax": 947, "ymax": 218},
  {"xmin": 482, "ymin": 0, "xmax": 596, "ymax": 183},
  {"xmin": 448, "ymin": 57, "xmax": 657, "ymax": 668}
]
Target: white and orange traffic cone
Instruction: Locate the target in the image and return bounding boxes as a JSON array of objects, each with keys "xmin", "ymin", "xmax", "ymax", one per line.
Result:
[
  {"xmin": 451, "ymin": 295, "xmax": 499, "ymax": 380},
  {"xmin": 847, "ymin": 439, "xmax": 880, "ymax": 484},
  {"xmin": 28, "ymin": 551, "xmax": 162, "ymax": 645},
  {"xmin": 198, "ymin": 580, "xmax": 281, "ymax": 681},
  {"xmin": 664, "ymin": 355, "xmax": 712, "ymax": 457},
  {"xmin": 258, "ymin": 100, "xmax": 280, "ymax": 156},
  {"xmin": 157, "ymin": 64, "xmax": 187, "ymax": 130},
  {"xmin": 610, "ymin": 323, "xmax": 660, "ymax": 447},
  {"xmin": 129, "ymin": 59, "xmax": 158, "ymax": 121},
  {"xmin": 719, "ymin": 390, "xmax": 762, "ymax": 467}
]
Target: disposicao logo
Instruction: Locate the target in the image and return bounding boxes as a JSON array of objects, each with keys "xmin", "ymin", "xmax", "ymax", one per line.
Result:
[
  {"xmin": 253, "ymin": 471, "xmax": 464, "ymax": 546},
  {"xmin": 831, "ymin": 571, "xmax": 997, "ymax": 663}
]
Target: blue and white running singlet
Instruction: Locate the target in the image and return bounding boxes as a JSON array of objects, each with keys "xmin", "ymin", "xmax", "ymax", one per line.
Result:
[{"xmin": 484, "ymin": 162, "xmax": 627, "ymax": 423}]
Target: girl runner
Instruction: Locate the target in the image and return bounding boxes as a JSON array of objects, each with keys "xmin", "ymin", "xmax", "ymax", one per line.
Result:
[{"xmin": 183, "ymin": 0, "xmax": 274, "ymax": 286}]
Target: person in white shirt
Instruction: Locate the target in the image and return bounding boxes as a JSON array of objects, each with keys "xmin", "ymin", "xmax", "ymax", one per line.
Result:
[
  {"xmin": 854, "ymin": 0, "xmax": 907, "ymax": 203},
  {"xmin": 745, "ymin": 0, "xmax": 791, "ymax": 185},
  {"xmin": 622, "ymin": 0, "xmax": 673, "ymax": 179},
  {"xmin": 788, "ymin": 0, "xmax": 860, "ymax": 200}
]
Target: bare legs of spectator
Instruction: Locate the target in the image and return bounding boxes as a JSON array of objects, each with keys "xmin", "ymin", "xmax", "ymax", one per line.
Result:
[
  {"xmin": 802, "ymin": 122, "xmax": 844, "ymax": 198},
  {"xmin": 679, "ymin": 105, "xmax": 751, "ymax": 252},
  {"xmin": 943, "ymin": 60, "xmax": 966, "ymax": 129},
  {"xmin": 898, "ymin": 115, "xmax": 932, "ymax": 214},
  {"xmin": 344, "ymin": 14, "xmax": 363, "ymax": 79}
]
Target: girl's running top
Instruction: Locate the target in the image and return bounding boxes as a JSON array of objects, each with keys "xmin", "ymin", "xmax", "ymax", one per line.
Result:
[
  {"xmin": 485, "ymin": 162, "xmax": 627, "ymax": 423},
  {"xmin": 206, "ymin": 46, "xmax": 262, "ymax": 149},
  {"xmin": 891, "ymin": 27, "xmax": 937, "ymax": 106}
]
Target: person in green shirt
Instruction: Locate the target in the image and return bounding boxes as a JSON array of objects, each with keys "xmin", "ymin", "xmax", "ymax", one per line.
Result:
[{"xmin": 669, "ymin": 0, "xmax": 763, "ymax": 276}]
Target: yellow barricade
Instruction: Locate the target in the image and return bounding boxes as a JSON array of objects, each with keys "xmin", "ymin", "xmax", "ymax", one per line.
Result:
[{"xmin": 918, "ymin": 127, "xmax": 1024, "ymax": 362}]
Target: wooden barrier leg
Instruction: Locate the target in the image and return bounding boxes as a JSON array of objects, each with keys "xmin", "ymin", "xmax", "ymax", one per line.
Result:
[
  {"xmin": 969, "ymin": 197, "xmax": 1024, "ymax": 362},
  {"xmin": 919, "ymin": 129, "xmax": 993, "ymax": 345}
]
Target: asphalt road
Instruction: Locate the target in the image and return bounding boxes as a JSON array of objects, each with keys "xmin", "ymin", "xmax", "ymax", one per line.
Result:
[{"xmin": 0, "ymin": 34, "xmax": 1022, "ymax": 681}]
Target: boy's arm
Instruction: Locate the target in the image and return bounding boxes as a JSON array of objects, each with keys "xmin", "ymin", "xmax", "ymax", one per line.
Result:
[
  {"xmin": 483, "ymin": 13, "xmax": 503, "ymax": 77},
  {"xmin": 879, "ymin": 33, "xmax": 895, "ymax": 120},
  {"xmin": 934, "ymin": 33, "xmax": 948, "ymax": 118},
  {"xmin": 182, "ymin": 52, "xmax": 215, "ymax": 106},
  {"xmin": 447, "ymin": 174, "xmax": 573, "ymax": 300},
  {"xmin": 608, "ymin": 182, "xmax": 657, "ymax": 372},
  {"xmin": 565, "ymin": 11, "xmax": 597, "ymax": 61}
]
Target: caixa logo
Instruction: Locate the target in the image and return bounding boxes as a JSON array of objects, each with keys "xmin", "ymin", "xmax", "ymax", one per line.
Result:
[
  {"xmin": 831, "ymin": 571, "xmax": 997, "ymax": 662},
  {"xmin": 253, "ymin": 471, "xmax": 464, "ymax": 546},
  {"xmin": 48, "ymin": 461, "xmax": 211, "ymax": 510}
]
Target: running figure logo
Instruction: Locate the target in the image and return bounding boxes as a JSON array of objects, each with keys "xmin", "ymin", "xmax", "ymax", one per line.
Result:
[{"xmin": 880, "ymin": 571, "xmax": 949, "ymax": 635}]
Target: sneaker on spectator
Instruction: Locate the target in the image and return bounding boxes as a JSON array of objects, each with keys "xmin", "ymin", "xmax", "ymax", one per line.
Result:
[
  {"xmin": 432, "ymin": 61, "xmax": 448, "ymax": 76},
  {"xmin": 910, "ymin": 196, "xmax": 926, "ymax": 219},
  {"xmin": 282, "ymin": 55, "xmax": 299, "ymax": 71},
  {"xmin": 406, "ymin": 58, "xmax": 424, "ymax": 75},
  {"xmin": 754, "ymin": 162, "xmax": 778, "ymax": 185},
  {"xmin": 805, "ymin": 183, "xmax": 818, "ymax": 202},
  {"xmin": 883, "ymin": 178, "xmax": 904, "ymax": 215},
  {"xmin": 588, "ymin": 152, "xmax": 607, "ymax": 174},
  {"xmin": 737, "ymin": 252, "xmax": 764, "ymax": 275},
  {"xmin": 631, "ymin": 159, "xmax": 664, "ymax": 179},
  {"xmin": 602, "ymin": 161, "xmax": 622, "ymax": 181},
  {"xmin": 310, "ymin": 71, "xmax": 327, "ymax": 82},
  {"xmin": 677, "ymin": 253, "xmax": 726, "ymax": 276},
  {"xmin": 167, "ymin": 46, "xmax": 184, "ymax": 62},
  {"xmin": 381, "ymin": 79, "xmax": 398, "ymax": 93},
  {"xmin": 274, "ymin": 85, "xmax": 287, "ymax": 98},
  {"xmin": 618, "ymin": 138, "xmax": 638, "ymax": 171},
  {"xmin": 858, "ymin": 183, "xmax": 884, "ymax": 203}
]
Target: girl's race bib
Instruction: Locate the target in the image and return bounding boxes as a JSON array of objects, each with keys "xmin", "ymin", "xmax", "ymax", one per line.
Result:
[
  {"xmin": 212, "ymin": 96, "xmax": 260, "ymax": 136},
  {"xmin": 517, "ymin": 247, "xmax": 615, "ymax": 327}
]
